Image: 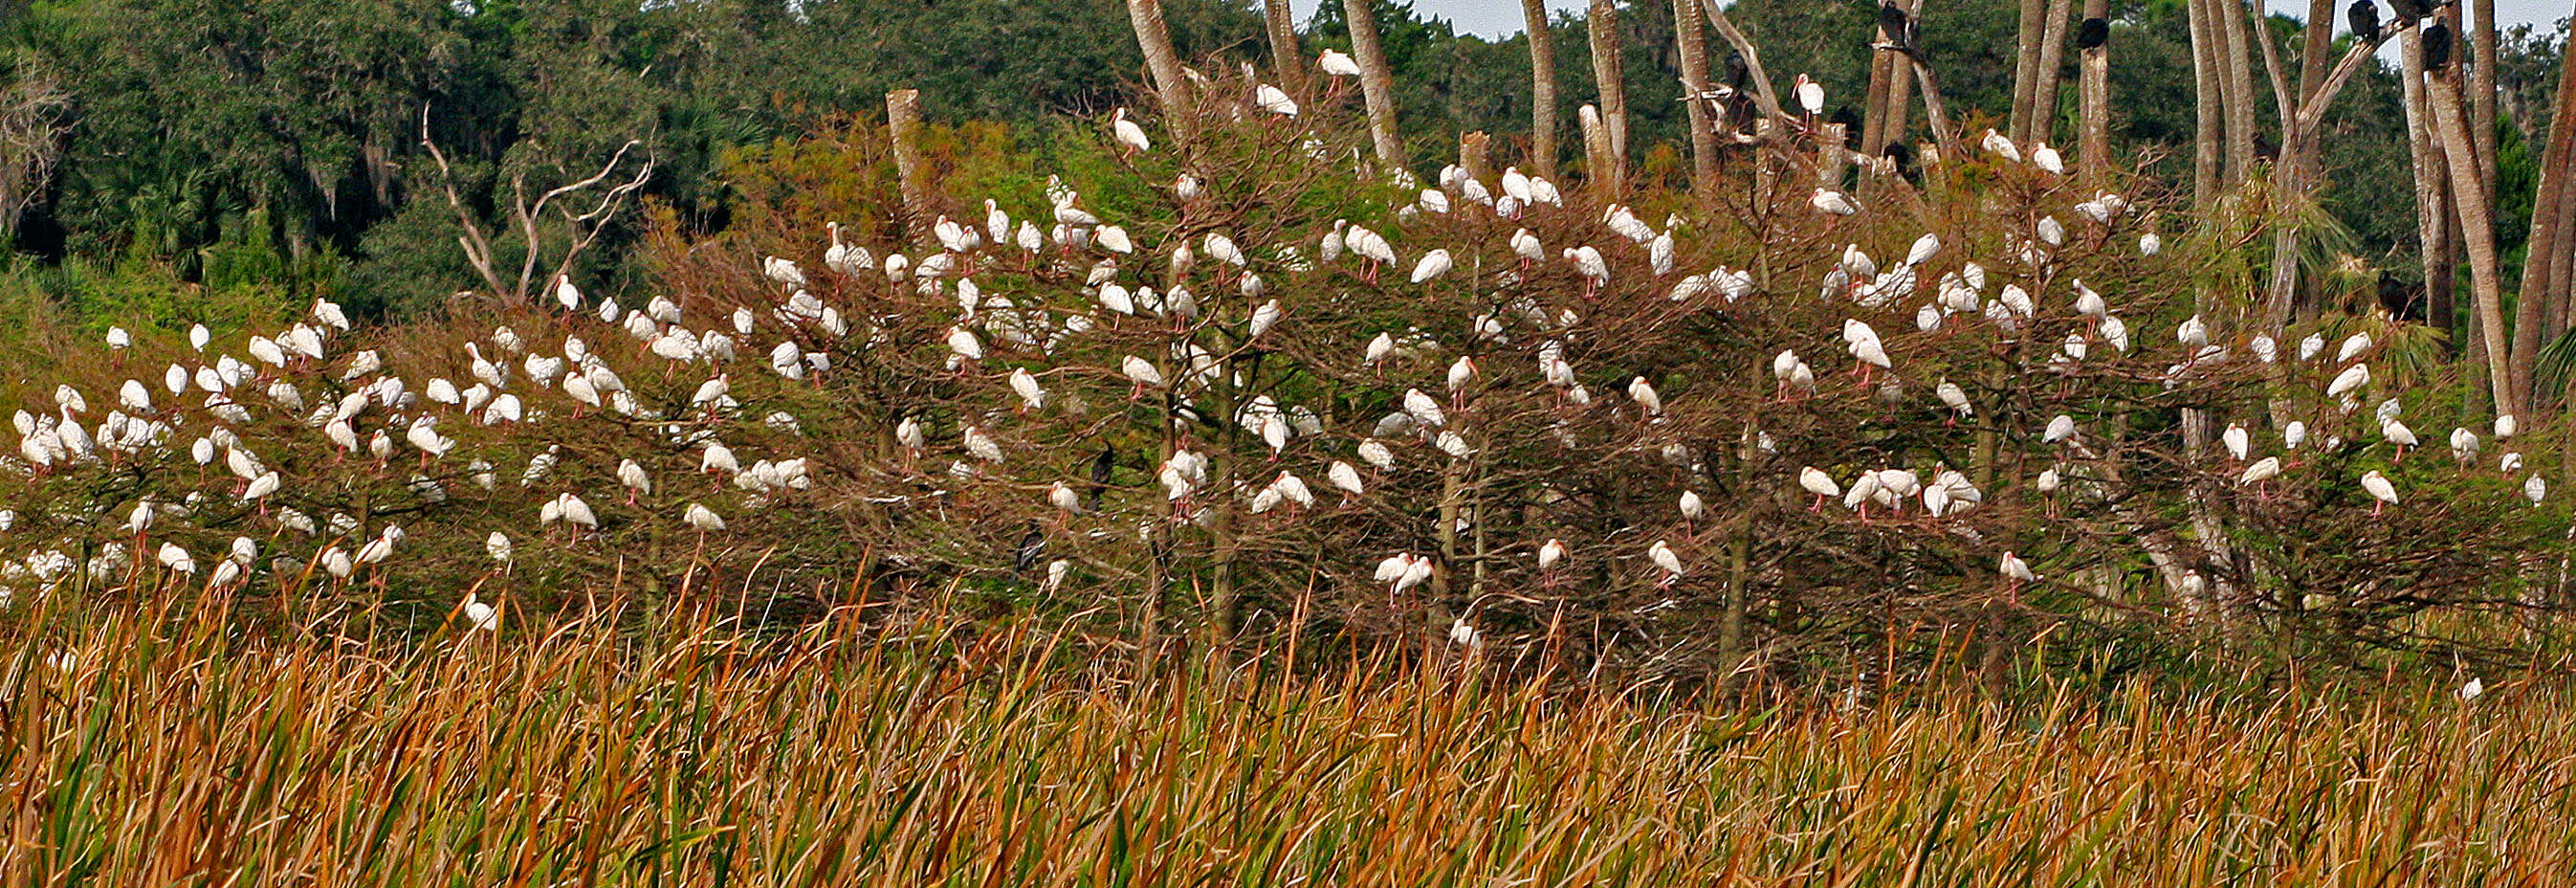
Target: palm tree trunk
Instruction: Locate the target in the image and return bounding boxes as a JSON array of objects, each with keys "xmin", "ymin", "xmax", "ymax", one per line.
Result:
[
  {"xmin": 2012, "ymin": 0, "xmax": 2047, "ymax": 142},
  {"xmin": 2430, "ymin": 60, "xmax": 2521, "ymax": 416},
  {"xmin": 2187, "ymin": 0, "xmax": 2222, "ymax": 204},
  {"xmin": 886, "ymin": 89, "xmax": 932, "ymax": 243},
  {"xmin": 2078, "ymin": 0, "xmax": 2109, "ymax": 182},
  {"xmin": 1673, "ymin": 0, "xmax": 1719, "ymax": 194},
  {"xmin": 1862, "ymin": 13, "xmax": 1896, "ymax": 155},
  {"xmin": 1265, "ymin": 0, "xmax": 1308, "ymax": 95},
  {"xmin": 1587, "ymin": 0, "xmax": 1629, "ymax": 177},
  {"xmin": 1342, "ymin": 0, "xmax": 1404, "ymax": 167},
  {"xmin": 1523, "ymin": 0, "xmax": 1560, "ymax": 178},
  {"xmin": 2030, "ymin": 0, "xmax": 2073, "ymax": 144},
  {"xmin": 1882, "ymin": 0, "xmax": 1920, "ymax": 156},
  {"xmin": 1125, "ymin": 0, "xmax": 1198, "ymax": 127},
  {"xmin": 2473, "ymin": 0, "xmax": 2501, "ymax": 194},
  {"xmin": 2515, "ymin": 28, "xmax": 2576, "ymax": 411},
  {"xmin": 2217, "ymin": 0, "xmax": 2257, "ymax": 186}
]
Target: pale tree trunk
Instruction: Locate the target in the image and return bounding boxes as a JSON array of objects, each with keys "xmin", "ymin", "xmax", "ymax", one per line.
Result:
[
  {"xmin": 1125, "ymin": 0, "xmax": 1198, "ymax": 130},
  {"xmin": 1587, "ymin": 0, "xmax": 1629, "ymax": 178},
  {"xmin": 2030, "ymin": 0, "xmax": 2073, "ymax": 144},
  {"xmin": 1523, "ymin": 0, "xmax": 1560, "ymax": 178},
  {"xmin": 887, "ymin": 89, "xmax": 933, "ymax": 243},
  {"xmin": 2012, "ymin": 0, "xmax": 2047, "ymax": 142},
  {"xmin": 1862, "ymin": 11, "xmax": 1896, "ymax": 154},
  {"xmin": 1343, "ymin": 0, "xmax": 1405, "ymax": 167},
  {"xmin": 2538, "ymin": 24, "xmax": 2576, "ymax": 344},
  {"xmin": 1581, "ymin": 104, "xmax": 1617, "ymax": 197},
  {"xmin": 2078, "ymin": 0, "xmax": 2109, "ymax": 182},
  {"xmin": 2187, "ymin": 0, "xmax": 2222, "ymax": 204},
  {"xmin": 2430, "ymin": 58, "xmax": 2521, "ymax": 416},
  {"xmin": 2473, "ymin": 0, "xmax": 2500, "ymax": 194},
  {"xmin": 1460, "ymin": 130, "xmax": 1494, "ymax": 184},
  {"xmin": 1265, "ymin": 0, "xmax": 1308, "ymax": 95},
  {"xmin": 1673, "ymin": 0, "xmax": 1720, "ymax": 193},
  {"xmin": 2217, "ymin": 0, "xmax": 2257, "ymax": 186},
  {"xmin": 2401, "ymin": 26, "xmax": 2457, "ymax": 346},
  {"xmin": 1882, "ymin": 0, "xmax": 1920, "ymax": 156}
]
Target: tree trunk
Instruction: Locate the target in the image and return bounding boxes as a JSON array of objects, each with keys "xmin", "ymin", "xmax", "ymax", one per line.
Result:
[
  {"xmin": 1882, "ymin": 0, "xmax": 1920, "ymax": 157},
  {"xmin": 1586, "ymin": 0, "xmax": 1629, "ymax": 180},
  {"xmin": 2079, "ymin": 0, "xmax": 2109, "ymax": 182},
  {"xmin": 1343, "ymin": 0, "xmax": 1405, "ymax": 167},
  {"xmin": 2012, "ymin": 0, "xmax": 2047, "ymax": 142},
  {"xmin": 1125, "ymin": 0, "xmax": 1198, "ymax": 128},
  {"xmin": 2187, "ymin": 0, "xmax": 2222, "ymax": 205},
  {"xmin": 1581, "ymin": 103, "xmax": 1618, "ymax": 197},
  {"xmin": 1674, "ymin": 0, "xmax": 1719, "ymax": 193},
  {"xmin": 1862, "ymin": 11, "xmax": 1896, "ymax": 155},
  {"xmin": 2030, "ymin": 0, "xmax": 2073, "ymax": 144},
  {"xmin": 887, "ymin": 89, "xmax": 933, "ymax": 243},
  {"xmin": 1523, "ymin": 0, "xmax": 1560, "ymax": 178},
  {"xmin": 1460, "ymin": 130, "xmax": 1494, "ymax": 185},
  {"xmin": 2516, "ymin": 27, "xmax": 2576, "ymax": 411},
  {"xmin": 2431, "ymin": 62, "xmax": 2521, "ymax": 417},
  {"xmin": 2473, "ymin": 0, "xmax": 2501, "ymax": 195},
  {"xmin": 2217, "ymin": 0, "xmax": 2257, "ymax": 186},
  {"xmin": 1264, "ymin": 0, "xmax": 1308, "ymax": 95},
  {"xmin": 2402, "ymin": 26, "xmax": 2458, "ymax": 350}
]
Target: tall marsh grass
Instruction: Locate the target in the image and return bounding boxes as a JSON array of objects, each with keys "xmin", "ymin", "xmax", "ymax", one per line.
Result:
[{"xmin": 1, "ymin": 587, "xmax": 2570, "ymax": 885}]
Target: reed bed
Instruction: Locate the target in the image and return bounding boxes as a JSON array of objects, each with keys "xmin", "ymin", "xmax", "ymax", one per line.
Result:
[{"xmin": 1, "ymin": 591, "xmax": 2570, "ymax": 886}]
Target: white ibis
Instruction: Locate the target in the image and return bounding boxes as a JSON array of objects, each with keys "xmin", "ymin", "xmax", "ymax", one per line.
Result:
[
  {"xmin": 2222, "ymin": 424, "xmax": 2250, "ymax": 461},
  {"xmin": 1981, "ymin": 129, "xmax": 2021, "ymax": 161},
  {"xmin": 1319, "ymin": 48, "xmax": 1363, "ymax": 78},
  {"xmin": 2251, "ymin": 334, "xmax": 2278, "ymax": 364},
  {"xmin": 1008, "ymin": 367, "xmax": 1046, "ymax": 411},
  {"xmin": 1254, "ymin": 83, "xmax": 1299, "ymax": 116},
  {"xmin": 962, "ymin": 425, "xmax": 1004, "ymax": 463},
  {"xmin": 2338, "ymin": 332, "xmax": 2372, "ymax": 364},
  {"xmin": 1565, "ymin": 246, "xmax": 1608, "ymax": 297},
  {"xmin": 2045, "ymin": 414, "xmax": 2078, "ymax": 445},
  {"xmin": 1999, "ymin": 552, "xmax": 2037, "ymax": 591},
  {"xmin": 2525, "ymin": 475, "xmax": 2547, "ymax": 505},
  {"xmin": 1935, "ymin": 380, "xmax": 1971, "ymax": 422},
  {"xmin": 2176, "ymin": 315, "xmax": 2208, "ymax": 348},
  {"xmin": 1648, "ymin": 540, "xmax": 1684, "ymax": 588},
  {"xmin": 157, "ymin": 543, "xmax": 195, "ymax": 575},
  {"xmin": 1111, "ymin": 107, "xmax": 1152, "ymax": 157},
  {"xmin": 1626, "ymin": 377, "xmax": 1663, "ymax": 418},
  {"xmin": 1679, "ymin": 490, "xmax": 1706, "ymax": 524},
  {"xmin": 1799, "ymin": 467, "xmax": 1841, "ymax": 511},
  {"xmin": 1404, "ymin": 388, "xmax": 1447, "ymax": 428},
  {"xmin": 1358, "ymin": 438, "xmax": 1395, "ymax": 470},
  {"xmin": 2382, "ymin": 419, "xmax": 2418, "ymax": 459},
  {"xmin": 2032, "ymin": 143, "xmax": 2065, "ymax": 174},
  {"xmin": 2449, "ymin": 428, "xmax": 2480, "ymax": 464},
  {"xmin": 2360, "ymin": 470, "xmax": 2399, "ymax": 515},
  {"xmin": 2497, "ymin": 413, "xmax": 2519, "ymax": 437},
  {"xmin": 2139, "ymin": 233, "xmax": 2162, "ymax": 255},
  {"xmin": 1249, "ymin": 300, "xmax": 1283, "ymax": 338},
  {"xmin": 1794, "ymin": 75, "xmax": 1823, "ymax": 116},
  {"xmin": 2285, "ymin": 421, "xmax": 2309, "ymax": 451},
  {"xmin": 2327, "ymin": 364, "xmax": 2370, "ymax": 399},
  {"xmin": 461, "ymin": 593, "xmax": 498, "ymax": 632},
  {"xmin": 1843, "ymin": 320, "xmax": 1891, "ymax": 383},
  {"xmin": 2239, "ymin": 456, "xmax": 2281, "ymax": 499},
  {"xmin": 1538, "ymin": 538, "xmax": 1569, "ymax": 573},
  {"xmin": 1410, "ymin": 249, "xmax": 1453, "ymax": 284},
  {"xmin": 1327, "ymin": 461, "xmax": 1366, "ymax": 497},
  {"xmin": 1811, "ymin": 189, "xmax": 1859, "ymax": 216}
]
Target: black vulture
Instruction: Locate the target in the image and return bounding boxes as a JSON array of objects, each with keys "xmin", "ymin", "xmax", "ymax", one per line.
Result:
[
  {"xmin": 1883, "ymin": 140, "xmax": 1919, "ymax": 183},
  {"xmin": 2377, "ymin": 272, "xmax": 2426, "ymax": 322},
  {"xmin": 1876, "ymin": 1, "xmax": 1918, "ymax": 55},
  {"xmin": 1829, "ymin": 106, "xmax": 1862, "ymax": 146},
  {"xmin": 2391, "ymin": 0, "xmax": 2428, "ymax": 20},
  {"xmin": 1086, "ymin": 444, "xmax": 1115, "ymax": 510},
  {"xmin": 2347, "ymin": 0, "xmax": 2382, "ymax": 42},
  {"xmin": 2424, "ymin": 20, "xmax": 2453, "ymax": 69},
  {"xmin": 1013, "ymin": 521, "xmax": 1045, "ymax": 572},
  {"xmin": 2077, "ymin": 17, "xmax": 2109, "ymax": 50}
]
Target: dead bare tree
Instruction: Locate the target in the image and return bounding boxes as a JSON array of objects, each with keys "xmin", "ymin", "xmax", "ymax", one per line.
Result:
[
  {"xmin": 0, "ymin": 76, "xmax": 67, "ymax": 241},
  {"xmin": 419, "ymin": 109, "xmax": 652, "ymax": 305},
  {"xmin": 1524, "ymin": 0, "xmax": 1561, "ymax": 178}
]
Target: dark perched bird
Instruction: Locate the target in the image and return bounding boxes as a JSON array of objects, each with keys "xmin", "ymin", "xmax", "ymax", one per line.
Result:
[
  {"xmin": 2377, "ymin": 272, "xmax": 2425, "ymax": 322},
  {"xmin": 1876, "ymin": 1, "xmax": 1919, "ymax": 55},
  {"xmin": 1882, "ymin": 140, "xmax": 1920, "ymax": 184},
  {"xmin": 1086, "ymin": 444, "xmax": 1115, "ymax": 510},
  {"xmin": 2424, "ymin": 20, "xmax": 2454, "ymax": 69},
  {"xmin": 2391, "ymin": 0, "xmax": 2428, "ymax": 20},
  {"xmin": 2077, "ymin": 17, "xmax": 2109, "ymax": 50},
  {"xmin": 1829, "ymin": 106, "xmax": 1862, "ymax": 146},
  {"xmin": 2254, "ymin": 132, "xmax": 2279, "ymax": 162},
  {"xmin": 1013, "ymin": 521, "xmax": 1045, "ymax": 572},
  {"xmin": 2348, "ymin": 0, "xmax": 2382, "ymax": 42}
]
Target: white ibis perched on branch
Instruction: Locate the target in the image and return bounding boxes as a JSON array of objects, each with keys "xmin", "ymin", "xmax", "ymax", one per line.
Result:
[
  {"xmin": 2360, "ymin": 470, "xmax": 2400, "ymax": 516},
  {"xmin": 1111, "ymin": 108, "xmax": 1152, "ymax": 158},
  {"xmin": 1798, "ymin": 467, "xmax": 1841, "ymax": 511},
  {"xmin": 1647, "ymin": 540, "xmax": 1684, "ymax": 588}
]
